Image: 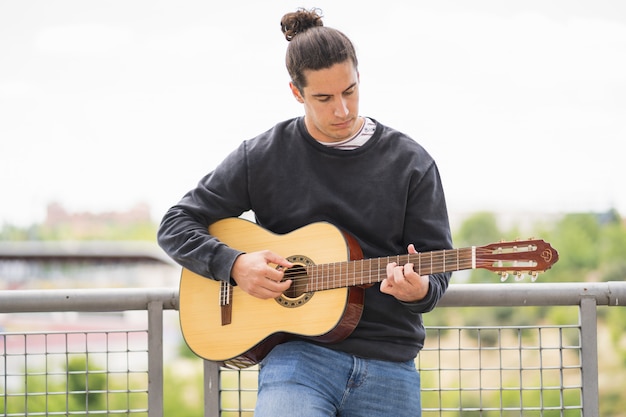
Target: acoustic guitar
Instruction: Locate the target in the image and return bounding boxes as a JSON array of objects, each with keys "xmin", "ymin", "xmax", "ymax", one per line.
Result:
[{"xmin": 179, "ymin": 217, "xmax": 558, "ymax": 368}]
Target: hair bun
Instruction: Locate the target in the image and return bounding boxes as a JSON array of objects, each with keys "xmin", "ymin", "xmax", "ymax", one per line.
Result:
[{"xmin": 280, "ymin": 8, "xmax": 324, "ymax": 41}]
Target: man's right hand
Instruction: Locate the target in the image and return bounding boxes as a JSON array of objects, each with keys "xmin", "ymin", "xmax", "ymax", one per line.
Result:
[{"xmin": 231, "ymin": 250, "xmax": 293, "ymax": 299}]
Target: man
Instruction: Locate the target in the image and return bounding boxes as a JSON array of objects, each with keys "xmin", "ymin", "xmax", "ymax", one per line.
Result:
[{"xmin": 158, "ymin": 8, "xmax": 452, "ymax": 416}]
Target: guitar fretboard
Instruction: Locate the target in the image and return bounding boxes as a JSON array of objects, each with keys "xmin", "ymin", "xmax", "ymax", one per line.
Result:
[{"xmin": 286, "ymin": 247, "xmax": 476, "ymax": 292}]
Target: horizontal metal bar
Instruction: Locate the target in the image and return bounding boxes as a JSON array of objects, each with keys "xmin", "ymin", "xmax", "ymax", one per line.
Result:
[
  {"xmin": 0, "ymin": 287, "xmax": 178, "ymax": 313},
  {"xmin": 437, "ymin": 281, "xmax": 626, "ymax": 307},
  {"xmin": 1, "ymin": 282, "xmax": 624, "ymax": 314},
  {"xmin": 0, "ymin": 241, "xmax": 176, "ymax": 265}
]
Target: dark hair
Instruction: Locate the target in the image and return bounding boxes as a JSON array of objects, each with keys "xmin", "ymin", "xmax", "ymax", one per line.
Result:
[{"xmin": 280, "ymin": 8, "xmax": 358, "ymax": 91}]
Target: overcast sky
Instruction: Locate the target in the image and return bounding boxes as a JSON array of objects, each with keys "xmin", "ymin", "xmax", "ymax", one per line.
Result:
[{"xmin": 1, "ymin": 0, "xmax": 625, "ymax": 227}]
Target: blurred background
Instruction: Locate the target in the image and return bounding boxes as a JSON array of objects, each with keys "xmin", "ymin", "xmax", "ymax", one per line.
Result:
[
  {"xmin": 1, "ymin": 1, "xmax": 625, "ymax": 414},
  {"xmin": 1, "ymin": 0, "xmax": 624, "ymax": 228}
]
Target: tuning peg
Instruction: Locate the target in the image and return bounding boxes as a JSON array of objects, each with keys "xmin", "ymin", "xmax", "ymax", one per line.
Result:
[
  {"xmin": 500, "ymin": 272, "xmax": 509, "ymax": 282},
  {"xmin": 514, "ymin": 272, "xmax": 524, "ymax": 281},
  {"xmin": 530, "ymin": 271, "xmax": 539, "ymax": 282}
]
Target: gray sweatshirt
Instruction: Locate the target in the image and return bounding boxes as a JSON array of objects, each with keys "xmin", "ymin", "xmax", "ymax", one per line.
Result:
[{"xmin": 157, "ymin": 116, "xmax": 452, "ymax": 362}]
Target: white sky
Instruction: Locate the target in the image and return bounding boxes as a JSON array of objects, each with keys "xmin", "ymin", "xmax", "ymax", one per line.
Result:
[{"xmin": 1, "ymin": 0, "xmax": 625, "ymax": 227}]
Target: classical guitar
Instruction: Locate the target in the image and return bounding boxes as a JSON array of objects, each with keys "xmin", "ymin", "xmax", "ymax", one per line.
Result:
[{"xmin": 179, "ymin": 217, "xmax": 558, "ymax": 368}]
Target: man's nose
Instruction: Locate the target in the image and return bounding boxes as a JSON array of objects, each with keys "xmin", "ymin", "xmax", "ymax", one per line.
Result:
[{"xmin": 333, "ymin": 97, "xmax": 349, "ymax": 117}]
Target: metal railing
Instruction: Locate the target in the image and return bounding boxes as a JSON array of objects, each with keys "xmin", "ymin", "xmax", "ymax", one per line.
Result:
[
  {"xmin": 2, "ymin": 282, "xmax": 625, "ymax": 416},
  {"xmin": 1, "ymin": 288, "xmax": 177, "ymax": 417}
]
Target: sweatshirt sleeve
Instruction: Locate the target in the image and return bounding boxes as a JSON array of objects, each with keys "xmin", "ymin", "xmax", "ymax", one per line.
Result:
[
  {"xmin": 156, "ymin": 143, "xmax": 252, "ymax": 282},
  {"xmin": 401, "ymin": 159, "xmax": 453, "ymax": 314},
  {"xmin": 399, "ymin": 272, "xmax": 450, "ymax": 314}
]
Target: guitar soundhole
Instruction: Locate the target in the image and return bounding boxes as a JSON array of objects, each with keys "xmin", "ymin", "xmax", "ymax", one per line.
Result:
[{"xmin": 275, "ymin": 255, "xmax": 314, "ymax": 309}]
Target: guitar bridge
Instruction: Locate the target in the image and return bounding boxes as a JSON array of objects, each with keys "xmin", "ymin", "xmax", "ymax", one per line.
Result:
[{"xmin": 220, "ymin": 280, "xmax": 233, "ymax": 325}]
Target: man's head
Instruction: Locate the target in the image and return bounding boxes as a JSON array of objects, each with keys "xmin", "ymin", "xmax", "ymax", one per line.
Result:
[
  {"xmin": 281, "ymin": 9, "xmax": 362, "ymax": 143},
  {"xmin": 281, "ymin": 8, "xmax": 359, "ymax": 93}
]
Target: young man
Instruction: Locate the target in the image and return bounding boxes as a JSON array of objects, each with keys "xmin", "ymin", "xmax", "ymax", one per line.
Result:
[{"xmin": 158, "ymin": 8, "xmax": 452, "ymax": 416}]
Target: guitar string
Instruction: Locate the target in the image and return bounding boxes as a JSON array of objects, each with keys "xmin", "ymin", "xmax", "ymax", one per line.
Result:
[
  {"xmin": 279, "ymin": 247, "xmax": 540, "ymax": 279},
  {"xmin": 278, "ymin": 251, "xmax": 507, "ymax": 280},
  {"xmin": 283, "ymin": 265, "xmax": 534, "ymax": 292},
  {"xmin": 279, "ymin": 251, "xmax": 477, "ymax": 291},
  {"xmin": 219, "ymin": 243, "xmax": 547, "ymax": 292},
  {"xmin": 277, "ymin": 249, "xmax": 542, "ymax": 291}
]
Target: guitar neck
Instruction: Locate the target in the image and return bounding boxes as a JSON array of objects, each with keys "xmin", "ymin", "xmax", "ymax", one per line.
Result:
[{"xmin": 302, "ymin": 247, "xmax": 474, "ymax": 292}]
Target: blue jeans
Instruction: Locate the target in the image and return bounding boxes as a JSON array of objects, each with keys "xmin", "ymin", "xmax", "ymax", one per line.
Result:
[{"xmin": 255, "ymin": 341, "xmax": 421, "ymax": 417}]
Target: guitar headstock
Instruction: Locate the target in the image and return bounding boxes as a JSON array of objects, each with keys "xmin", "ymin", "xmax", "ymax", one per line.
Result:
[{"xmin": 475, "ymin": 239, "xmax": 559, "ymax": 282}]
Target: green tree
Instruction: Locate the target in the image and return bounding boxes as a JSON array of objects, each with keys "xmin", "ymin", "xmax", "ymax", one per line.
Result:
[
  {"xmin": 453, "ymin": 212, "xmax": 505, "ymax": 283},
  {"xmin": 454, "ymin": 211, "xmax": 502, "ymax": 247},
  {"xmin": 551, "ymin": 213, "xmax": 601, "ymax": 272},
  {"xmin": 67, "ymin": 356, "xmax": 107, "ymax": 412}
]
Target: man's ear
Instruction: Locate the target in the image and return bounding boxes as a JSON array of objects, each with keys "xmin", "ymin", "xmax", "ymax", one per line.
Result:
[{"xmin": 289, "ymin": 82, "xmax": 304, "ymax": 103}]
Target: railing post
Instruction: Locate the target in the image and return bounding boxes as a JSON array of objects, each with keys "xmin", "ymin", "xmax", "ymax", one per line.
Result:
[
  {"xmin": 580, "ymin": 297, "xmax": 599, "ymax": 417},
  {"xmin": 148, "ymin": 300, "xmax": 164, "ymax": 417},
  {"xmin": 204, "ymin": 360, "xmax": 221, "ymax": 417}
]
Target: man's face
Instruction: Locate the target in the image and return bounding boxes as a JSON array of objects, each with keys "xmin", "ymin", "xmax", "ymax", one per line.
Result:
[{"xmin": 290, "ymin": 61, "xmax": 361, "ymax": 143}]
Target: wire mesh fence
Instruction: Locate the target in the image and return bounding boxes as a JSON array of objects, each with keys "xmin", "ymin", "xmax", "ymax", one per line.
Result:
[
  {"xmin": 1, "ymin": 329, "xmax": 149, "ymax": 416},
  {"xmin": 418, "ymin": 324, "xmax": 583, "ymax": 416},
  {"xmin": 4, "ymin": 283, "xmax": 626, "ymax": 416},
  {"xmin": 214, "ymin": 322, "xmax": 584, "ymax": 417}
]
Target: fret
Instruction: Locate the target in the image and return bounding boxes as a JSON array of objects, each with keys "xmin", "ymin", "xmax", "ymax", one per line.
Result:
[
  {"xmin": 418, "ymin": 252, "xmax": 421, "ymax": 275},
  {"xmin": 442, "ymin": 249, "xmax": 447, "ymax": 271},
  {"xmin": 429, "ymin": 253, "xmax": 432, "ymax": 273},
  {"xmin": 338, "ymin": 261, "xmax": 342, "ymax": 289},
  {"xmin": 360, "ymin": 258, "xmax": 364, "ymax": 285}
]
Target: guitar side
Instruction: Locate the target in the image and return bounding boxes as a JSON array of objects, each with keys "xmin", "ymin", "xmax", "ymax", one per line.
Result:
[{"xmin": 179, "ymin": 218, "xmax": 363, "ymax": 364}]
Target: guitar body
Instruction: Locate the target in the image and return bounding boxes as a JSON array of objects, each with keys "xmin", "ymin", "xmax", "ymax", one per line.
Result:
[
  {"xmin": 179, "ymin": 218, "xmax": 365, "ymax": 367},
  {"xmin": 178, "ymin": 218, "xmax": 560, "ymax": 368}
]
